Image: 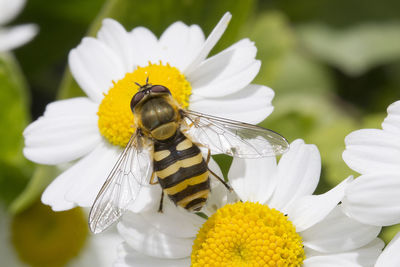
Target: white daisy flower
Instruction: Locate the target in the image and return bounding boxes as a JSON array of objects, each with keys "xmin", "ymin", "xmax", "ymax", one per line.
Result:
[
  {"xmin": 116, "ymin": 139, "xmax": 383, "ymax": 266},
  {"xmin": 375, "ymin": 232, "xmax": 400, "ymax": 267},
  {"xmin": 23, "ymin": 12, "xmax": 274, "ymax": 212},
  {"xmin": 0, "ymin": 0, "xmax": 38, "ymax": 52},
  {"xmin": 0, "ymin": 203, "xmax": 121, "ymax": 267},
  {"xmin": 342, "ymin": 100, "xmax": 400, "ymax": 226}
]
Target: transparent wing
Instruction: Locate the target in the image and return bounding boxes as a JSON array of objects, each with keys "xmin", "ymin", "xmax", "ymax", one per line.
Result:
[
  {"xmin": 88, "ymin": 130, "xmax": 152, "ymax": 234},
  {"xmin": 182, "ymin": 110, "xmax": 289, "ymax": 158}
]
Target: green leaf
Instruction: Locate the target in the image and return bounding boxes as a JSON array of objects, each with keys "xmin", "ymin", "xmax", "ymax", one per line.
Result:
[
  {"xmin": 268, "ymin": 51, "xmax": 333, "ymax": 96},
  {"xmin": 298, "ymin": 23, "xmax": 400, "ymax": 75},
  {"xmin": 0, "ymin": 162, "xmax": 30, "ymax": 207},
  {"xmin": 243, "ymin": 12, "xmax": 333, "ymax": 97},
  {"xmin": 245, "ymin": 11, "xmax": 296, "ymax": 84},
  {"xmin": 261, "ymin": 94, "xmax": 345, "ymax": 141},
  {"xmin": 0, "ymin": 53, "xmax": 34, "ymax": 207},
  {"xmin": 0, "ymin": 53, "xmax": 30, "ymax": 164},
  {"xmin": 380, "ymin": 224, "xmax": 400, "ymax": 244},
  {"xmin": 58, "ymin": 0, "xmax": 255, "ymax": 99}
]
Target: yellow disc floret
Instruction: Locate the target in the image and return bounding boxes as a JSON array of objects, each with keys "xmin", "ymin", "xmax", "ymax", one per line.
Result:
[
  {"xmin": 191, "ymin": 202, "xmax": 305, "ymax": 267},
  {"xmin": 97, "ymin": 62, "xmax": 192, "ymax": 147}
]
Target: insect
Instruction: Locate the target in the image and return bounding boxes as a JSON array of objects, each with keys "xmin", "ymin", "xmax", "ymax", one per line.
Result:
[{"xmin": 88, "ymin": 81, "xmax": 289, "ymax": 234}]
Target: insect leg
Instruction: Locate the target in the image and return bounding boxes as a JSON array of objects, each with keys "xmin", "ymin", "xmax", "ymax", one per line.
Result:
[
  {"xmin": 205, "ymin": 148, "xmax": 232, "ymax": 192},
  {"xmin": 208, "ymin": 167, "xmax": 233, "ymax": 192},
  {"xmin": 158, "ymin": 191, "xmax": 164, "ymax": 213}
]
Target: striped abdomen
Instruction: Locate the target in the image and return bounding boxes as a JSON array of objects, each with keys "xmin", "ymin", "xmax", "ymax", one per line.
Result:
[{"xmin": 153, "ymin": 131, "xmax": 210, "ymax": 211}]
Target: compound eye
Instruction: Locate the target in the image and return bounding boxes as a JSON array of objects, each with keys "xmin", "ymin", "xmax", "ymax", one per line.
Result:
[
  {"xmin": 151, "ymin": 85, "xmax": 171, "ymax": 94},
  {"xmin": 130, "ymin": 92, "xmax": 145, "ymax": 110}
]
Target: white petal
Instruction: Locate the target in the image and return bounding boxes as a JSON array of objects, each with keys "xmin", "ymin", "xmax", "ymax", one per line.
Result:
[
  {"xmin": 114, "ymin": 243, "xmax": 190, "ymax": 267},
  {"xmin": 303, "ymin": 238, "xmax": 383, "ymax": 267},
  {"xmin": 204, "ymin": 179, "xmax": 237, "ymax": 216},
  {"xmin": 128, "ymin": 184, "xmax": 162, "ymax": 213},
  {"xmin": 343, "ymin": 129, "xmax": 400, "ymax": 174},
  {"xmin": 69, "ymin": 37, "xmax": 126, "ymax": 102},
  {"xmin": 189, "ymin": 84, "xmax": 274, "ymax": 124},
  {"xmin": 129, "ymin": 27, "xmax": 160, "ymax": 67},
  {"xmin": 288, "ymin": 177, "xmax": 351, "ymax": 232},
  {"xmin": 301, "ymin": 206, "xmax": 380, "ymax": 253},
  {"xmin": 65, "ymin": 142, "xmax": 120, "ymax": 207},
  {"xmin": 267, "ymin": 140, "xmax": 321, "ymax": 213},
  {"xmin": 69, "ymin": 228, "xmax": 122, "ymax": 267},
  {"xmin": 228, "ymin": 156, "xmax": 277, "ymax": 204},
  {"xmin": 375, "ymin": 232, "xmax": 400, "ymax": 267},
  {"xmin": 184, "ymin": 12, "xmax": 232, "ymax": 75},
  {"xmin": 41, "ymin": 166, "xmax": 76, "ymax": 211},
  {"xmin": 140, "ymin": 197, "xmax": 204, "ymax": 238},
  {"xmin": 97, "ymin": 18, "xmax": 134, "ymax": 72},
  {"xmin": 41, "ymin": 141, "xmax": 119, "ymax": 211},
  {"xmin": 382, "ymin": 100, "xmax": 400, "ymax": 134},
  {"xmin": 117, "ymin": 212, "xmax": 193, "ymax": 259},
  {"xmin": 23, "ymin": 98, "xmax": 100, "ymax": 165},
  {"xmin": 0, "ymin": 24, "xmax": 38, "ymax": 52},
  {"xmin": 159, "ymin": 22, "xmax": 205, "ymax": 70},
  {"xmin": 0, "ymin": 0, "xmax": 25, "ymax": 25},
  {"xmin": 342, "ymin": 173, "xmax": 400, "ymax": 226},
  {"xmin": 189, "ymin": 39, "xmax": 260, "ymax": 97}
]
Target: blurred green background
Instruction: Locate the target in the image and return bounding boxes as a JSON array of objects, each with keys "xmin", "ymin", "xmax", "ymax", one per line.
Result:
[{"xmin": 2, "ymin": 0, "xmax": 400, "ymax": 265}]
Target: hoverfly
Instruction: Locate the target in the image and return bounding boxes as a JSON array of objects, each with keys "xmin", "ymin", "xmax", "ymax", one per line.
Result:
[{"xmin": 89, "ymin": 81, "xmax": 289, "ymax": 234}]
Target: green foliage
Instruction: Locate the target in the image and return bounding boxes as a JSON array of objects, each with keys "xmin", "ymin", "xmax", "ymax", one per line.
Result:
[
  {"xmin": 244, "ymin": 11, "xmax": 295, "ymax": 84},
  {"xmin": 298, "ymin": 23, "xmax": 400, "ymax": 75},
  {"xmin": 0, "ymin": 53, "xmax": 33, "ymax": 207}
]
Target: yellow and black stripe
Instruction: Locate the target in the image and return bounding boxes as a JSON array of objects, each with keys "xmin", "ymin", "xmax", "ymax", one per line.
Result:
[{"xmin": 153, "ymin": 131, "xmax": 210, "ymax": 211}]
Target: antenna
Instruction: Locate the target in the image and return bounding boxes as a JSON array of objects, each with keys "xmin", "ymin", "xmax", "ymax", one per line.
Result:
[
  {"xmin": 146, "ymin": 76, "xmax": 149, "ymax": 85},
  {"xmin": 134, "ymin": 82, "xmax": 141, "ymax": 88}
]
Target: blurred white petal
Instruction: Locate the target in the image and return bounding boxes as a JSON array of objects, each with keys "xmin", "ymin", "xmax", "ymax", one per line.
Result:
[
  {"xmin": 0, "ymin": 24, "xmax": 38, "ymax": 52},
  {"xmin": 382, "ymin": 100, "xmax": 400, "ymax": 134},
  {"xmin": 0, "ymin": 0, "xmax": 25, "ymax": 25}
]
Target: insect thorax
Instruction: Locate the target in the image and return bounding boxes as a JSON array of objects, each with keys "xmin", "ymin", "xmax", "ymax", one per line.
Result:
[{"xmin": 136, "ymin": 95, "xmax": 180, "ymax": 141}]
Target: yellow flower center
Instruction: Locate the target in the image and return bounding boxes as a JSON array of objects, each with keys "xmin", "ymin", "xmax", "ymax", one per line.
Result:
[
  {"xmin": 191, "ymin": 202, "xmax": 305, "ymax": 267},
  {"xmin": 11, "ymin": 201, "xmax": 88, "ymax": 267},
  {"xmin": 97, "ymin": 62, "xmax": 192, "ymax": 147}
]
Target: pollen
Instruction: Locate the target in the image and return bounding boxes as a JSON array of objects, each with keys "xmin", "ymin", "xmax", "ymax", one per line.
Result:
[
  {"xmin": 97, "ymin": 62, "xmax": 192, "ymax": 147},
  {"xmin": 191, "ymin": 202, "xmax": 305, "ymax": 267}
]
